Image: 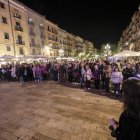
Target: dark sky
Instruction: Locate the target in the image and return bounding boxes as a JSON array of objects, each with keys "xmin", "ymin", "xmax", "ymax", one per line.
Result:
[{"xmin": 18, "ymin": 0, "xmax": 140, "ymax": 48}]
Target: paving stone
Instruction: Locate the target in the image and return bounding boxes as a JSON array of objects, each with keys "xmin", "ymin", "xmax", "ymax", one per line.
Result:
[
  {"xmin": 31, "ymin": 132, "xmax": 56, "ymax": 140},
  {"xmin": 14, "ymin": 127, "xmax": 35, "ymax": 140},
  {"xmin": 0, "ymin": 82, "xmax": 122, "ymax": 140}
]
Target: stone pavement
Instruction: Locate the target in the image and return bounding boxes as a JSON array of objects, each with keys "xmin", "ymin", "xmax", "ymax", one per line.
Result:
[{"xmin": 0, "ymin": 81, "xmax": 122, "ymax": 140}]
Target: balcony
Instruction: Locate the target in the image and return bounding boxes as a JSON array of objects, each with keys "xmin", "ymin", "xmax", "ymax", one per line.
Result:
[
  {"xmin": 52, "ymin": 30, "xmax": 58, "ymax": 35},
  {"xmin": 13, "ymin": 13, "xmax": 21, "ymax": 19},
  {"xmin": 64, "ymin": 48, "xmax": 71, "ymax": 51},
  {"xmin": 48, "ymin": 37, "xmax": 57, "ymax": 42},
  {"xmin": 29, "ymin": 32, "xmax": 36, "ymax": 36},
  {"xmin": 16, "ymin": 40, "xmax": 25, "ymax": 45},
  {"xmin": 40, "ymin": 34, "xmax": 45, "ymax": 39},
  {"xmin": 76, "ymin": 43, "xmax": 83, "ymax": 48},
  {"xmin": 48, "ymin": 28, "xmax": 52, "ymax": 32},
  {"xmin": 39, "ymin": 25, "xmax": 45, "ymax": 30},
  {"xmin": 28, "ymin": 21, "xmax": 35, "ymax": 26},
  {"xmin": 51, "ymin": 46, "xmax": 59, "ymax": 50},
  {"xmin": 15, "ymin": 26, "xmax": 23, "ymax": 32},
  {"xmin": 30, "ymin": 43, "xmax": 35, "ymax": 47},
  {"xmin": 31, "ymin": 44, "xmax": 41, "ymax": 47},
  {"xmin": 48, "ymin": 29, "xmax": 58, "ymax": 35}
]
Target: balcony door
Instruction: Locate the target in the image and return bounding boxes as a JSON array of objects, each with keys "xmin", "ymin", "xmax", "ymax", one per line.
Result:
[{"xmin": 17, "ymin": 35, "xmax": 22, "ymax": 44}]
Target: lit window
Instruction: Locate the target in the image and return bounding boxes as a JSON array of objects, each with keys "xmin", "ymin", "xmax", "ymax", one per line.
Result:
[{"xmin": 29, "ymin": 18, "xmax": 32, "ymax": 22}]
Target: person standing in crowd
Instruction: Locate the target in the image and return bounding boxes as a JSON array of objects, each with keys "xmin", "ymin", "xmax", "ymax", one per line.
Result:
[
  {"xmin": 73, "ymin": 63, "xmax": 79, "ymax": 85},
  {"xmin": 92, "ymin": 64, "xmax": 100, "ymax": 90},
  {"xmin": 17, "ymin": 65, "xmax": 25, "ymax": 84},
  {"xmin": 50, "ymin": 64, "xmax": 55, "ymax": 81},
  {"xmin": 99, "ymin": 60, "xmax": 106, "ymax": 89},
  {"xmin": 111, "ymin": 67, "xmax": 123, "ymax": 97},
  {"xmin": 103, "ymin": 61, "xmax": 112, "ymax": 93},
  {"xmin": 11, "ymin": 65, "xmax": 16, "ymax": 81},
  {"xmin": 6, "ymin": 65, "xmax": 12, "ymax": 81},
  {"xmin": 32, "ymin": 65, "xmax": 36, "ymax": 81},
  {"xmin": 28, "ymin": 64, "xmax": 33, "ymax": 81},
  {"xmin": 0, "ymin": 65, "xmax": 6, "ymax": 81},
  {"xmin": 135, "ymin": 63, "xmax": 140, "ymax": 75},
  {"xmin": 84, "ymin": 65, "xmax": 92, "ymax": 90},
  {"xmin": 23, "ymin": 64, "xmax": 28, "ymax": 82},
  {"xmin": 59, "ymin": 63, "xmax": 66, "ymax": 82},
  {"xmin": 35, "ymin": 65, "xmax": 42, "ymax": 83},
  {"xmin": 67, "ymin": 63, "xmax": 73, "ymax": 83},
  {"xmin": 54, "ymin": 63, "xmax": 59, "ymax": 82},
  {"xmin": 41, "ymin": 64, "xmax": 48, "ymax": 80},
  {"xmin": 79, "ymin": 63, "xmax": 86, "ymax": 88},
  {"xmin": 122, "ymin": 63, "xmax": 135, "ymax": 80},
  {"xmin": 109, "ymin": 79, "xmax": 140, "ymax": 140}
]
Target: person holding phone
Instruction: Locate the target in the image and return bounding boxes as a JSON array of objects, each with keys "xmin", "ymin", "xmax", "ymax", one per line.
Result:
[{"xmin": 109, "ymin": 79, "xmax": 140, "ymax": 140}]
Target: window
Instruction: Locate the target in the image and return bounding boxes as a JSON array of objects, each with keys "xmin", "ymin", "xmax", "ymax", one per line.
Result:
[
  {"xmin": 4, "ymin": 32, "xmax": 9, "ymax": 39},
  {"xmin": 48, "ymin": 34, "xmax": 51, "ymax": 40},
  {"xmin": 31, "ymin": 38, "xmax": 35, "ymax": 46},
  {"xmin": 29, "ymin": 18, "xmax": 32, "ymax": 22},
  {"xmin": 15, "ymin": 22, "xmax": 23, "ymax": 32},
  {"xmin": 17, "ymin": 35, "xmax": 22, "ymax": 42},
  {"xmin": 19, "ymin": 48, "xmax": 24, "ymax": 55},
  {"xmin": 2, "ymin": 17, "xmax": 7, "ymax": 24},
  {"xmin": 16, "ymin": 22, "xmax": 21, "ymax": 27},
  {"xmin": 32, "ymin": 49, "xmax": 36, "ymax": 55},
  {"xmin": 13, "ymin": 9, "xmax": 21, "ymax": 18},
  {"xmin": 17, "ymin": 35, "xmax": 22, "ymax": 44},
  {"xmin": 48, "ymin": 26, "xmax": 50, "ymax": 31},
  {"xmin": 7, "ymin": 46, "xmax": 11, "ymax": 51},
  {"xmin": 42, "ymin": 40, "xmax": 45, "ymax": 46},
  {"xmin": 30, "ymin": 27, "xmax": 33, "ymax": 33},
  {"xmin": 0, "ymin": 2, "xmax": 5, "ymax": 9}
]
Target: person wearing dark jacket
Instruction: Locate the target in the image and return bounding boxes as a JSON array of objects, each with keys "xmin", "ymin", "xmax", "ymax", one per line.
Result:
[
  {"xmin": 109, "ymin": 79, "xmax": 140, "ymax": 140},
  {"xmin": 92, "ymin": 64, "xmax": 100, "ymax": 90},
  {"xmin": 122, "ymin": 63, "xmax": 135, "ymax": 80},
  {"xmin": 67, "ymin": 63, "xmax": 73, "ymax": 83},
  {"xmin": 16, "ymin": 65, "xmax": 25, "ymax": 84}
]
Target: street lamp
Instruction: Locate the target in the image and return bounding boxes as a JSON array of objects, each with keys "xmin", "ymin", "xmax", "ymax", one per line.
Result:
[
  {"xmin": 105, "ymin": 44, "xmax": 111, "ymax": 57},
  {"xmin": 125, "ymin": 42, "xmax": 129, "ymax": 46}
]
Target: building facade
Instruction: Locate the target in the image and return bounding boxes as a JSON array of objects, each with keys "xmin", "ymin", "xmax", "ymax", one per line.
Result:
[
  {"xmin": 58, "ymin": 29, "xmax": 75, "ymax": 57},
  {"xmin": 118, "ymin": 5, "xmax": 140, "ymax": 51},
  {"xmin": 0, "ymin": 0, "xmax": 14, "ymax": 56},
  {"xmin": 45, "ymin": 20, "xmax": 59, "ymax": 58},
  {"xmin": 0, "ymin": 0, "xmax": 95, "ymax": 58},
  {"xmin": 9, "ymin": 0, "xmax": 30, "ymax": 56},
  {"xmin": 75, "ymin": 36, "xmax": 84, "ymax": 56},
  {"xmin": 26, "ymin": 7, "xmax": 46, "ymax": 56},
  {"xmin": 84, "ymin": 40, "xmax": 94, "ymax": 55}
]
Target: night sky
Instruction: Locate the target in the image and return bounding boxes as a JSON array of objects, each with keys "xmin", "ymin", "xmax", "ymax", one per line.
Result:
[{"xmin": 18, "ymin": 0, "xmax": 140, "ymax": 48}]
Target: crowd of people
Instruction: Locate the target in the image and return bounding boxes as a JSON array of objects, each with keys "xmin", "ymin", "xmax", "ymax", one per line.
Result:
[
  {"xmin": 0, "ymin": 60, "xmax": 140, "ymax": 96},
  {"xmin": 0, "ymin": 60, "xmax": 140, "ymax": 140}
]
